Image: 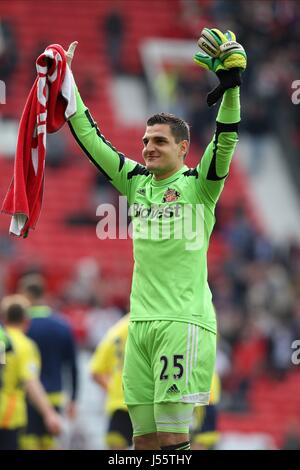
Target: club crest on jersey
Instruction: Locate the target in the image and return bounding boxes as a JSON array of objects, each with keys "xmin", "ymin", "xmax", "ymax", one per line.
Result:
[{"xmin": 163, "ymin": 188, "xmax": 180, "ymax": 203}]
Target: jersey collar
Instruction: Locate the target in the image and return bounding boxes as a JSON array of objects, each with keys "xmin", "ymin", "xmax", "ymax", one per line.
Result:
[{"xmin": 28, "ymin": 305, "xmax": 52, "ymax": 318}]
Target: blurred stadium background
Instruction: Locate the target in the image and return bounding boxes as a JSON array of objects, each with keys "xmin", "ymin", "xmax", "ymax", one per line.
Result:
[{"xmin": 0, "ymin": 0, "xmax": 300, "ymax": 450}]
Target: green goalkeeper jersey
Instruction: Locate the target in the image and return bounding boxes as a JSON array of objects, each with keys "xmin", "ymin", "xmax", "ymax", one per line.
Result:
[{"xmin": 69, "ymin": 87, "xmax": 240, "ymax": 334}]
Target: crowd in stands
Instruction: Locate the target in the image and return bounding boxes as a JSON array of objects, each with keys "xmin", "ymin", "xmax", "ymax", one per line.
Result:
[
  {"xmin": 212, "ymin": 204, "xmax": 300, "ymax": 410},
  {"xmin": 153, "ymin": 0, "xmax": 300, "ymax": 179}
]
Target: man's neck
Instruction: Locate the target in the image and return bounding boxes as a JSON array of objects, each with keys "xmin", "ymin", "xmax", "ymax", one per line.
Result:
[
  {"xmin": 153, "ymin": 165, "xmax": 184, "ymax": 181},
  {"xmin": 6, "ymin": 324, "xmax": 25, "ymax": 333}
]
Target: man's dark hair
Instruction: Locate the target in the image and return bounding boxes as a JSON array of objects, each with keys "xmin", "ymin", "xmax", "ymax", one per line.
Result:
[
  {"xmin": 147, "ymin": 113, "xmax": 190, "ymax": 144},
  {"xmin": 18, "ymin": 274, "xmax": 45, "ymax": 300},
  {"xmin": 1, "ymin": 295, "xmax": 30, "ymax": 325}
]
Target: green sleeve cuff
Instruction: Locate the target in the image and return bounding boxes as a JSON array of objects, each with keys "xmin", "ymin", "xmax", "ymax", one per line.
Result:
[{"xmin": 217, "ymin": 87, "xmax": 240, "ymax": 124}]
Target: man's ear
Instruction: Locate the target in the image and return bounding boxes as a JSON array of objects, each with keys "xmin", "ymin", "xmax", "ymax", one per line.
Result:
[{"xmin": 180, "ymin": 140, "xmax": 189, "ymax": 158}]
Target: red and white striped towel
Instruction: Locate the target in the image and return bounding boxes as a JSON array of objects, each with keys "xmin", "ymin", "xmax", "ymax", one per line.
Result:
[{"xmin": 1, "ymin": 44, "xmax": 76, "ymax": 237}]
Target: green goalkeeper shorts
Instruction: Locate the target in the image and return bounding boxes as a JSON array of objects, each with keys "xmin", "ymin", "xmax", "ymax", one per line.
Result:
[{"xmin": 123, "ymin": 320, "xmax": 216, "ymax": 406}]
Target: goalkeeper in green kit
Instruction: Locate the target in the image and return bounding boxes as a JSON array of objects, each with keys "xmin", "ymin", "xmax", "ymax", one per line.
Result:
[{"xmin": 66, "ymin": 28, "xmax": 247, "ymax": 450}]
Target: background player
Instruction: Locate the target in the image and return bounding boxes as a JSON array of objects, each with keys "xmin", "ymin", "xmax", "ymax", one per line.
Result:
[
  {"xmin": 18, "ymin": 274, "xmax": 78, "ymax": 450},
  {"xmin": 0, "ymin": 295, "xmax": 61, "ymax": 450},
  {"xmin": 90, "ymin": 312, "xmax": 132, "ymax": 450},
  {"xmin": 191, "ymin": 371, "xmax": 221, "ymax": 450}
]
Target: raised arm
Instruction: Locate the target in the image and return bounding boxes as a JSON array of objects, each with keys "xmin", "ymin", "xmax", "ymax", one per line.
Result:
[
  {"xmin": 66, "ymin": 42, "xmax": 144, "ymax": 200},
  {"xmin": 193, "ymin": 28, "xmax": 246, "ymax": 206},
  {"xmin": 197, "ymin": 87, "xmax": 240, "ymax": 205}
]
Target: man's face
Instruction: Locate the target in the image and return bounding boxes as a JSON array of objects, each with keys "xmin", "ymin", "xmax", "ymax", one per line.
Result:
[{"xmin": 142, "ymin": 124, "xmax": 188, "ymax": 179}]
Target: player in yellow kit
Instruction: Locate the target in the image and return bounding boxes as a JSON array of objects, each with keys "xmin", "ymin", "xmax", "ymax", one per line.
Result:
[
  {"xmin": 191, "ymin": 372, "xmax": 221, "ymax": 450},
  {"xmin": 89, "ymin": 313, "xmax": 132, "ymax": 450},
  {"xmin": 0, "ymin": 295, "xmax": 61, "ymax": 450}
]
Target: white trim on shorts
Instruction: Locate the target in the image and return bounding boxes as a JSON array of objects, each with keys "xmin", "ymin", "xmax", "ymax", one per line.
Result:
[
  {"xmin": 180, "ymin": 391, "xmax": 210, "ymax": 404},
  {"xmin": 183, "ymin": 324, "xmax": 211, "ymax": 405}
]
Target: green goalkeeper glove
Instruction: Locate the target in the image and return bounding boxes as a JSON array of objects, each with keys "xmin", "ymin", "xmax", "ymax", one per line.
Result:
[
  {"xmin": 198, "ymin": 28, "xmax": 247, "ymax": 70},
  {"xmin": 194, "ymin": 28, "xmax": 247, "ymax": 107},
  {"xmin": 194, "ymin": 29, "xmax": 229, "ymax": 74}
]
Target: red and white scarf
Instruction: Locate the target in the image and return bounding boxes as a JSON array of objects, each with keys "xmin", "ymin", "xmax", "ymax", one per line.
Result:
[{"xmin": 1, "ymin": 44, "xmax": 76, "ymax": 237}]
